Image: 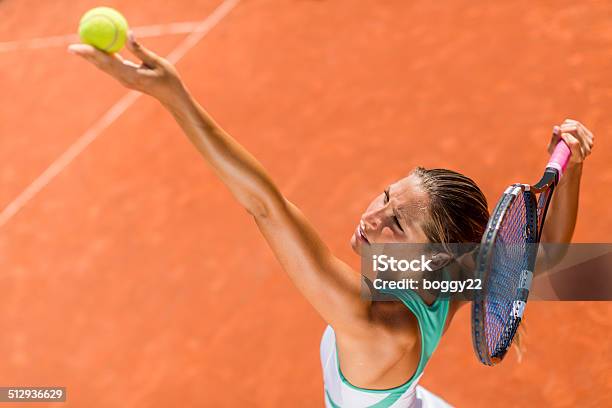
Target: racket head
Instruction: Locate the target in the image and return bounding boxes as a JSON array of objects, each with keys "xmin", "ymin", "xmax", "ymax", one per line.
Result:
[{"xmin": 472, "ymin": 184, "xmax": 538, "ymax": 365}]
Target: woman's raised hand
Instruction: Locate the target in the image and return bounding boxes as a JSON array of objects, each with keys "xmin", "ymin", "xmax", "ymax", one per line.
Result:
[
  {"xmin": 549, "ymin": 119, "xmax": 594, "ymax": 166},
  {"xmin": 68, "ymin": 33, "xmax": 186, "ymax": 106}
]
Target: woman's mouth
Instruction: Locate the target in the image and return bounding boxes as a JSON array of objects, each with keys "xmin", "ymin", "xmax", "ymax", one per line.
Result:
[{"xmin": 355, "ymin": 224, "xmax": 370, "ymax": 244}]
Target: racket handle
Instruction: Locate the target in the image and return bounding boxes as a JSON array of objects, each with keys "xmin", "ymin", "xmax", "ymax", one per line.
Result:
[{"xmin": 546, "ymin": 140, "xmax": 571, "ymax": 179}]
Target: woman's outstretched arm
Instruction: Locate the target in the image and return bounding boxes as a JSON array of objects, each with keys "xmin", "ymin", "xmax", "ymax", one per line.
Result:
[{"xmin": 68, "ymin": 37, "xmax": 373, "ymax": 335}]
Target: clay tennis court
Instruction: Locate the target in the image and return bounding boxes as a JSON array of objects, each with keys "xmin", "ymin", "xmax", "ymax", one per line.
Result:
[{"xmin": 1, "ymin": 0, "xmax": 611, "ymax": 406}]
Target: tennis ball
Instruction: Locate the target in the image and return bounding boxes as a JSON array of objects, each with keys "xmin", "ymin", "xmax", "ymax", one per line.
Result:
[{"xmin": 78, "ymin": 7, "xmax": 129, "ymax": 53}]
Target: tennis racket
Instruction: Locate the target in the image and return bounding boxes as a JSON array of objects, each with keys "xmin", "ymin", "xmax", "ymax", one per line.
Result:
[{"xmin": 471, "ymin": 140, "xmax": 571, "ymax": 365}]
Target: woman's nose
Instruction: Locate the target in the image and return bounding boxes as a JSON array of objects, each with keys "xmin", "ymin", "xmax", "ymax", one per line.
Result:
[{"xmin": 362, "ymin": 211, "xmax": 382, "ymax": 231}]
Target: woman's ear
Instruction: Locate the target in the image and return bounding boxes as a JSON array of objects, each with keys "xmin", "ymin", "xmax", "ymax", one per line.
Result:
[{"xmin": 429, "ymin": 252, "xmax": 453, "ymax": 270}]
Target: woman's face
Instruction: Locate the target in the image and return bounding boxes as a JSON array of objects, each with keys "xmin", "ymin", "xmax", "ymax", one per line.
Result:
[{"xmin": 351, "ymin": 173, "xmax": 429, "ymax": 254}]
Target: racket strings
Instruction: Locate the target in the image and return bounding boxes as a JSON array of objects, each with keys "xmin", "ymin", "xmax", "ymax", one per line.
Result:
[{"xmin": 484, "ymin": 191, "xmax": 532, "ymax": 357}]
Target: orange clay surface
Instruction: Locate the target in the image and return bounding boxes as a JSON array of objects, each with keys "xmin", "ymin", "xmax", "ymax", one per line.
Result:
[{"xmin": 0, "ymin": 1, "xmax": 611, "ymax": 407}]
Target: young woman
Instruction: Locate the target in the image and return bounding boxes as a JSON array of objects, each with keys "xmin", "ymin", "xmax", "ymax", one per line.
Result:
[{"xmin": 68, "ymin": 36, "xmax": 594, "ymax": 407}]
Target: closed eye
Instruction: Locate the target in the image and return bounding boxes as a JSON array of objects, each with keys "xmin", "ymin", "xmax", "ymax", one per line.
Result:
[
  {"xmin": 393, "ymin": 213, "xmax": 404, "ymax": 232},
  {"xmin": 384, "ymin": 188, "xmax": 404, "ymax": 232}
]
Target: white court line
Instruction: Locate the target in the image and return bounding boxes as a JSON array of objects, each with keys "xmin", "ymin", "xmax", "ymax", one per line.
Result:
[
  {"xmin": 0, "ymin": 0, "xmax": 241, "ymax": 229},
  {"xmin": 0, "ymin": 21, "xmax": 205, "ymax": 53}
]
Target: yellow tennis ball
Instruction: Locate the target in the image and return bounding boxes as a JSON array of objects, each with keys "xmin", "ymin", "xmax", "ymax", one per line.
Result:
[{"xmin": 78, "ymin": 7, "xmax": 129, "ymax": 53}]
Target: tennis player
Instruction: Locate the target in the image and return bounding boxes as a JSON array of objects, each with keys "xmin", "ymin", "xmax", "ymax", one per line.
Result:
[{"xmin": 68, "ymin": 36, "xmax": 594, "ymax": 407}]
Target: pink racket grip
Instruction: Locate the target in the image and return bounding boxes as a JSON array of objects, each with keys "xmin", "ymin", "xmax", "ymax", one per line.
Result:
[{"xmin": 546, "ymin": 140, "xmax": 571, "ymax": 179}]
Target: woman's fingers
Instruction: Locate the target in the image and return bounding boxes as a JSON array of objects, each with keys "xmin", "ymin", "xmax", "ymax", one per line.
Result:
[
  {"xmin": 548, "ymin": 125, "xmax": 562, "ymax": 154},
  {"xmin": 578, "ymin": 126, "xmax": 592, "ymax": 157},
  {"xmin": 69, "ymin": 44, "xmax": 117, "ymax": 69},
  {"xmin": 70, "ymin": 36, "xmax": 183, "ymax": 104},
  {"xmin": 559, "ymin": 132, "xmax": 584, "ymax": 163},
  {"xmin": 549, "ymin": 119, "xmax": 596, "ymax": 164},
  {"xmin": 68, "ymin": 44, "xmax": 122, "ymax": 73},
  {"xmin": 115, "ymin": 52, "xmax": 141, "ymax": 69},
  {"xmin": 581, "ymin": 123, "xmax": 594, "ymax": 152},
  {"xmin": 68, "ymin": 43, "xmax": 141, "ymax": 88},
  {"xmin": 562, "ymin": 121, "xmax": 592, "ymax": 158},
  {"xmin": 127, "ymin": 32, "xmax": 160, "ymax": 69},
  {"xmin": 560, "ymin": 123, "xmax": 584, "ymax": 156},
  {"xmin": 68, "ymin": 44, "xmax": 114, "ymax": 67}
]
